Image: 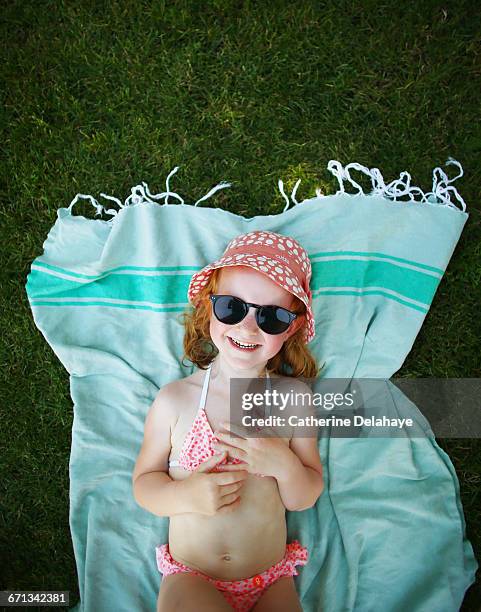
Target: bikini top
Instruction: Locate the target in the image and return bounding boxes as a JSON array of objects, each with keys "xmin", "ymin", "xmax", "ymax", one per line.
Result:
[{"xmin": 168, "ymin": 363, "xmax": 272, "ymax": 474}]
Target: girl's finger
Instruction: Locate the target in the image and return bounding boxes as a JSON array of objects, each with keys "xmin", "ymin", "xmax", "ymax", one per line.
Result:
[
  {"xmin": 215, "ymin": 429, "xmax": 248, "ymax": 450},
  {"xmin": 213, "ymin": 442, "xmax": 247, "ymax": 461},
  {"xmin": 215, "ymin": 462, "xmax": 249, "ymax": 472}
]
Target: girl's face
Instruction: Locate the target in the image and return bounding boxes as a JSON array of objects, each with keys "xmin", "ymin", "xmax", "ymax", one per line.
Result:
[{"xmin": 209, "ymin": 265, "xmax": 304, "ymax": 368}]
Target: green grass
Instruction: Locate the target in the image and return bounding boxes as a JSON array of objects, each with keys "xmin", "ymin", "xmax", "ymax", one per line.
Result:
[{"xmin": 1, "ymin": 0, "xmax": 480, "ymax": 609}]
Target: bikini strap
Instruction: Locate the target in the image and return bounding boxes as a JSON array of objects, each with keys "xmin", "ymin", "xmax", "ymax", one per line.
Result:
[
  {"xmin": 202, "ymin": 362, "xmax": 272, "ymax": 414},
  {"xmin": 197, "ymin": 362, "xmax": 212, "ymax": 413},
  {"xmin": 264, "ymin": 369, "xmax": 272, "ymax": 417}
]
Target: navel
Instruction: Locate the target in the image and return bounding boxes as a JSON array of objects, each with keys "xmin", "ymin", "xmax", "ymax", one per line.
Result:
[{"xmin": 221, "ymin": 553, "xmax": 231, "ymax": 561}]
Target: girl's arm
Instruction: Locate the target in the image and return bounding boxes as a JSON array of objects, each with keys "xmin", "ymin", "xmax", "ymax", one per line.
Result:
[
  {"xmin": 275, "ymin": 437, "xmax": 324, "ymax": 511},
  {"xmin": 275, "ymin": 380, "xmax": 324, "ymax": 511},
  {"xmin": 132, "ymin": 384, "xmax": 193, "ymax": 517},
  {"xmin": 133, "ymin": 472, "xmax": 193, "ymax": 517}
]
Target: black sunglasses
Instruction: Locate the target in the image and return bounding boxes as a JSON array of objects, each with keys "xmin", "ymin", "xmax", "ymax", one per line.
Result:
[{"xmin": 209, "ymin": 294, "xmax": 298, "ymax": 335}]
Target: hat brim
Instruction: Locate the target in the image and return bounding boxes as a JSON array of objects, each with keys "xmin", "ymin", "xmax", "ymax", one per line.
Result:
[{"xmin": 190, "ymin": 254, "xmax": 306, "ymax": 300}]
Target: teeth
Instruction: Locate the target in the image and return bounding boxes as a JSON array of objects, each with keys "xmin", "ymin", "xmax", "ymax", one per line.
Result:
[{"xmin": 231, "ymin": 338, "xmax": 258, "ymax": 349}]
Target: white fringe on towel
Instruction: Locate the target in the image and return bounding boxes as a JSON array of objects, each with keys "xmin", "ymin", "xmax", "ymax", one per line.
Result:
[
  {"xmin": 67, "ymin": 158, "xmax": 467, "ymax": 222},
  {"xmin": 323, "ymin": 157, "xmax": 466, "ymax": 212}
]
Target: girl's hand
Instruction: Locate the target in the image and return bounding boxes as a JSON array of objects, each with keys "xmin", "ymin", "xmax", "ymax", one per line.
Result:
[
  {"xmin": 184, "ymin": 451, "xmax": 248, "ymax": 516},
  {"xmin": 212, "ymin": 422, "xmax": 294, "ymax": 480}
]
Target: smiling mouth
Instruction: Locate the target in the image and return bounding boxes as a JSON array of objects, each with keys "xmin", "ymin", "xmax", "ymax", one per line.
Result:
[{"xmin": 228, "ymin": 336, "xmax": 261, "ymax": 350}]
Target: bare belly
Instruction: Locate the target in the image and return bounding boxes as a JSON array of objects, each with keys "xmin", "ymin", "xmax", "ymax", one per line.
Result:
[{"xmin": 167, "ymin": 469, "xmax": 287, "ymax": 580}]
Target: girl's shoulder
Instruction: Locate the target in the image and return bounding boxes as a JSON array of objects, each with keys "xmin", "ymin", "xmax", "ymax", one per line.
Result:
[
  {"xmin": 153, "ymin": 370, "xmax": 205, "ymax": 425},
  {"xmin": 159, "ymin": 369, "xmax": 203, "ymax": 395}
]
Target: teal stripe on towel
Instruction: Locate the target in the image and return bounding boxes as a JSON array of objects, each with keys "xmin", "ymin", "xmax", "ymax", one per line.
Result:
[
  {"xmin": 311, "ymin": 259, "xmax": 440, "ymax": 307},
  {"xmin": 310, "ymin": 251, "xmax": 444, "ymax": 275},
  {"xmin": 27, "ymin": 253, "xmax": 440, "ymax": 313}
]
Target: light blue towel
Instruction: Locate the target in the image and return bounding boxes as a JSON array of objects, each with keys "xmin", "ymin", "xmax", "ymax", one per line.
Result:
[{"xmin": 26, "ymin": 159, "xmax": 477, "ymax": 611}]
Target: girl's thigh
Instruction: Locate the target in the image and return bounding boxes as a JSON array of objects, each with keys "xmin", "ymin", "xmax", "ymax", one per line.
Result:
[
  {"xmin": 157, "ymin": 573, "xmax": 232, "ymax": 612},
  {"xmin": 252, "ymin": 576, "xmax": 303, "ymax": 612}
]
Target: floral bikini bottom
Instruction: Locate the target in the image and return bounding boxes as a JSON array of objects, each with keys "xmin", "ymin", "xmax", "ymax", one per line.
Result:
[{"xmin": 156, "ymin": 540, "xmax": 308, "ymax": 611}]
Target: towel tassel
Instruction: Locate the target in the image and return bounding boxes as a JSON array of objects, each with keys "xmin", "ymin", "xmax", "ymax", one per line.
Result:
[
  {"xmin": 325, "ymin": 157, "xmax": 466, "ymax": 212},
  {"xmin": 66, "ymin": 158, "xmax": 467, "ymax": 222}
]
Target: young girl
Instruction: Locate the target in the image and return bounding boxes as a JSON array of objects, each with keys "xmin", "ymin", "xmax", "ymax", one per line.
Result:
[{"xmin": 132, "ymin": 230, "xmax": 324, "ymax": 611}]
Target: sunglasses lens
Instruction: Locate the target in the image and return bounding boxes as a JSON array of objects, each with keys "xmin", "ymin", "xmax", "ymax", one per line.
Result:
[
  {"xmin": 212, "ymin": 295, "xmax": 295, "ymax": 335},
  {"xmin": 257, "ymin": 306, "xmax": 292, "ymax": 335},
  {"xmin": 213, "ymin": 296, "xmax": 245, "ymax": 324}
]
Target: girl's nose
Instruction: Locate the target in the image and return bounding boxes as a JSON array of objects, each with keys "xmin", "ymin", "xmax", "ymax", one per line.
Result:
[{"xmin": 237, "ymin": 306, "xmax": 260, "ymax": 334}]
